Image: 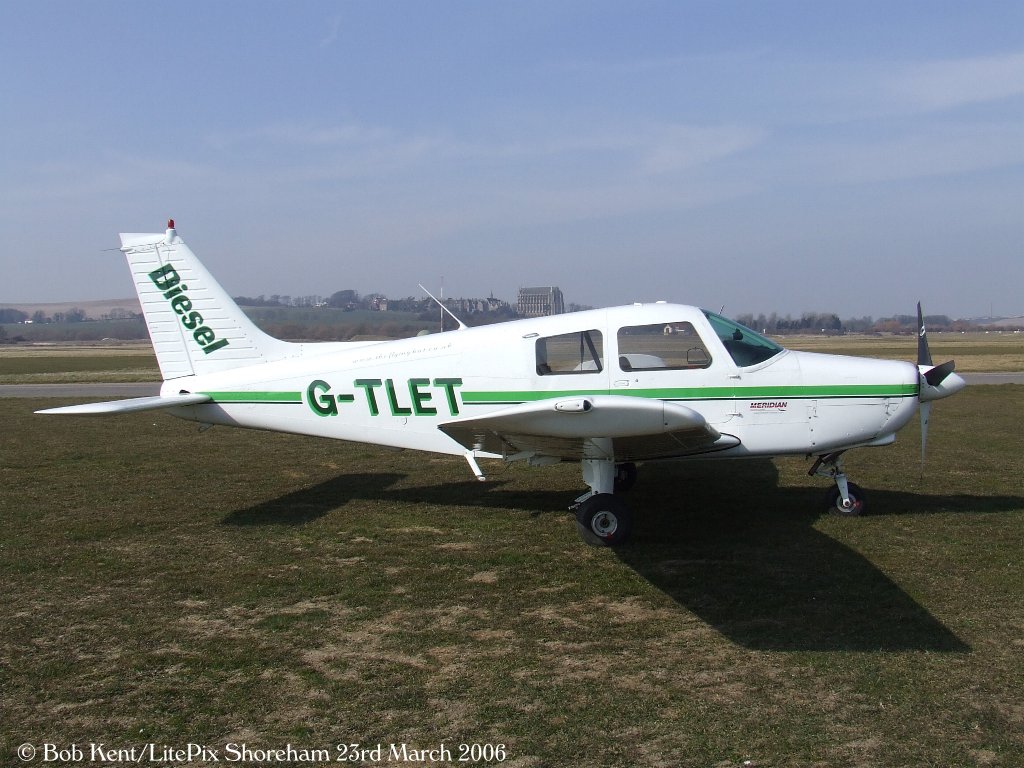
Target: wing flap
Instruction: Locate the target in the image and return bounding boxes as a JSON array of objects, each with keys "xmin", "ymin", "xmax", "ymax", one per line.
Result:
[
  {"xmin": 439, "ymin": 395, "xmax": 736, "ymax": 461},
  {"xmin": 36, "ymin": 393, "xmax": 212, "ymax": 416}
]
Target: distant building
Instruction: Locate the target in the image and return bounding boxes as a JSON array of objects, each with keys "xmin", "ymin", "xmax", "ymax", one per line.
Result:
[{"xmin": 517, "ymin": 286, "xmax": 565, "ymax": 317}]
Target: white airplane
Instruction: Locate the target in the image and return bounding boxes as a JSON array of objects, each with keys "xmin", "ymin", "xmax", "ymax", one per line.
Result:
[{"xmin": 39, "ymin": 221, "xmax": 966, "ymax": 546}]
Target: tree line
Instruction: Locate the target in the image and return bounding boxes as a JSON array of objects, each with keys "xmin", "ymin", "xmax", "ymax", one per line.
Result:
[
  {"xmin": 0, "ymin": 307, "xmax": 140, "ymax": 324},
  {"xmin": 2, "ymin": 301, "xmax": 1014, "ymax": 345},
  {"xmin": 733, "ymin": 311, "xmax": 974, "ymax": 335}
]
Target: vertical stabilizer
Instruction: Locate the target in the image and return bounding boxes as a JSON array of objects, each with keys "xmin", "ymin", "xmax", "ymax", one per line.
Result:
[{"xmin": 120, "ymin": 222, "xmax": 293, "ymax": 380}]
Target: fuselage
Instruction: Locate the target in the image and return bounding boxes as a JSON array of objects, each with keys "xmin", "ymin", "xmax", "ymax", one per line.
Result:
[
  {"xmin": 163, "ymin": 303, "xmax": 922, "ymax": 462},
  {"xmin": 36, "ymin": 225, "xmax": 966, "ymax": 546}
]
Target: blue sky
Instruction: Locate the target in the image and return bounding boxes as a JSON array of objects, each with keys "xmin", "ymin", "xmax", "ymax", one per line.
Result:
[{"xmin": 1, "ymin": 1, "xmax": 1021, "ymax": 318}]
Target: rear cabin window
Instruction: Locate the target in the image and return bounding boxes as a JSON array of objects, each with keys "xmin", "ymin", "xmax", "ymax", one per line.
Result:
[
  {"xmin": 617, "ymin": 322, "xmax": 712, "ymax": 371},
  {"xmin": 536, "ymin": 330, "xmax": 604, "ymax": 375}
]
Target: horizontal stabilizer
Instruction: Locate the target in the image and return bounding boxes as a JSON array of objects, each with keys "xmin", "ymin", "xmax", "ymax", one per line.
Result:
[{"xmin": 36, "ymin": 393, "xmax": 212, "ymax": 416}]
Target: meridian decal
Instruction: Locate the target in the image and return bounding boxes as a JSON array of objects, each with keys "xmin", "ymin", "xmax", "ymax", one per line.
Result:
[
  {"xmin": 148, "ymin": 264, "xmax": 230, "ymax": 355},
  {"xmin": 749, "ymin": 401, "xmax": 788, "ymax": 411}
]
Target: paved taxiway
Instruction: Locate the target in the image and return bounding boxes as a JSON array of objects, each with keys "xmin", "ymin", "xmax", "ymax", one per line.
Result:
[{"xmin": 0, "ymin": 383, "xmax": 161, "ymax": 398}]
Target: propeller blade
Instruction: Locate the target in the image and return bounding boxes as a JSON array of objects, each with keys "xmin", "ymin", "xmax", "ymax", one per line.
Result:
[
  {"xmin": 919, "ymin": 401, "xmax": 931, "ymax": 471},
  {"xmin": 913, "ymin": 302, "xmax": 966, "ymax": 470},
  {"xmin": 917, "ymin": 302, "xmax": 933, "ymax": 367},
  {"xmin": 924, "ymin": 359, "xmax": 956, "ymax": 387}
]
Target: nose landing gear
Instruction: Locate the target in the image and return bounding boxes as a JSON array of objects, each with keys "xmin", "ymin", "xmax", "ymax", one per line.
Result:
[{"xmin": 810, "ymin": 451, "xmax": 867, "ymax": 516}]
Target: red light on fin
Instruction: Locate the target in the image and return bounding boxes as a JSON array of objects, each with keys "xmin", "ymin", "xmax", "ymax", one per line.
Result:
[{"xmin": 167, "ymin": 218, "xmax": 175, "ymax": 229}]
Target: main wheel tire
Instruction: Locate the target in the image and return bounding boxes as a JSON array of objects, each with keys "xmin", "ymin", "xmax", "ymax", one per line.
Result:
[
  {"xmin": 825, "ymin": 482, "xmax": 866, "ymax": 516},
  {"xmin": 614, "ymin": 462, "xmax": 638, "ymax": 493},
  {"xmin": 575, "ymin": 493, "xmax": 632, "ymax": 547}
]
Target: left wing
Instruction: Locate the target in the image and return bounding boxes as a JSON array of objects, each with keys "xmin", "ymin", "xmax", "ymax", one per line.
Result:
[
  {"xmin": 439, "ymin": 395, "xmax": 739, "ymax": 462},
  {"xmin": 36, "ymin": 393, "xmax": 212, "ymax": 416}
]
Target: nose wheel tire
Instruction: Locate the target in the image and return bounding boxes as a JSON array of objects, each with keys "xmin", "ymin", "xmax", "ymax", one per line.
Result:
[
  {"xmin": 825, "ymin": 482, "xmax": 866, "ymax": 516},
  {"xmin": 575, "ymin": 493, "xmax": 632, "ymax": 547}
]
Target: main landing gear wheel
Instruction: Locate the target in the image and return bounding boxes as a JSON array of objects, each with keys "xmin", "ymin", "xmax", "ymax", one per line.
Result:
[
  {"xmin": 614, "ymin": 462, "xmax": 638, "ymax": 493},
  {"xmin": 826, "ymin": 482, "xmax": 866, "ymax": 516},
  {"xmin": 575, "ymin": 493, "xmax": 632, "ymax": 547},
  {"xmin": 810, "ymin": 451, "xmax": 866, "ymax": 517}
]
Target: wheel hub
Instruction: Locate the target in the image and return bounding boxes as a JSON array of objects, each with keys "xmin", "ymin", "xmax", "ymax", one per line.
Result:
[{"xmin": 591, "ymin": 510, "xmax": 619, "ymax": 537}]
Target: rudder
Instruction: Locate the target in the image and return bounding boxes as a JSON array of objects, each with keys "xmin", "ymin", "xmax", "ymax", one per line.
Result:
[{"xmin": 121, "ymin": 221, "xmax": 293, "ymax": 380}]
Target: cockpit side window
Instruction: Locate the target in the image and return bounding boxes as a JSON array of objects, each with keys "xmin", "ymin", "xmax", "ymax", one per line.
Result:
[
  {"xmin": 536, "ymin": 330, "xmax": 604, "ymax": 375},
  {"xmin": 617, "ymin": 322, "xmax": 712, "ymax": 371},
  {"xmin": 702, "ymin": 310, "xmax": 784, "ymax": 367}
]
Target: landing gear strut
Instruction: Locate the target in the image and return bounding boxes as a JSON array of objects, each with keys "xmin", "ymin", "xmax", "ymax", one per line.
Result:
[
  {"xmin": 572, "ymin": 446, "xmax": 633, "ymax": 546},
  {"xmin": 614, "ymin": 462, "xmax": 638, "ymax": 493},
  {"xmin": 809, "ymin": 451, "xmax": 867, "ymax": 516}
]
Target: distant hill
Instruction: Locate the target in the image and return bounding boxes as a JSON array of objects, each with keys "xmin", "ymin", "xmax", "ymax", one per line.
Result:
[
  {"xmin": 0, "ymin": 298, "xmax": 438, "ymax": 343},
  {"xmin": 0, "ymin": 298, "xmax": 142, "ymax": 318}
]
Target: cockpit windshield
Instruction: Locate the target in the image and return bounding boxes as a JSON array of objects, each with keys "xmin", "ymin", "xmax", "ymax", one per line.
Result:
[{"xmin": 702, "ymin": 310, "xmax": 785, "ymax": 367}]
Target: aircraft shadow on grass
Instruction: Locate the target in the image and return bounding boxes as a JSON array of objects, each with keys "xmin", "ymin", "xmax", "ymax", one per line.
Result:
[{"xmin": 222, "ymin": 462, "xmax": 1023, "ymax": 653}]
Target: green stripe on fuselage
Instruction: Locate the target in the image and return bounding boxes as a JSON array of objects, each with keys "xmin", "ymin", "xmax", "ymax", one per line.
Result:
[
  {"xmin": 462, "ymin": 383, "xmax": 918, "ymax": 404},
  {"xmin": 198, "ymin": 383, "xmax": 918, "ymax": 407},
  {"xmin": 200, "ymin": 391, "xmax": 303, "ymax": 404}
]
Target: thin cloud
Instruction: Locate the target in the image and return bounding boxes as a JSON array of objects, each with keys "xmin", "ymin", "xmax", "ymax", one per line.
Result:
[
  {"xmin": 891, "ymin": 51, "xmax": 1024, "ymax": 111},
  {"xmin": 638, "ymin": 124, "xmax": 766, "ymax": 176},
  {"xmin": 206, "ymin": 117, "xmax": 766, "ymax": 184},
  {"xmin": 319, "ymin": 14, "xmax": 343, "ymax": 49},
  {"xmin": 767, "ymin": 122, "xmax": 1024, "ymax": 188},
  {"xmin": 552, "ymin": 47, "xmax": 773, "ymax": 75}
]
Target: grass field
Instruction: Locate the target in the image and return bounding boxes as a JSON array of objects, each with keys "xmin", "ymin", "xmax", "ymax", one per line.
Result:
[
  {"xmin": 0, "ymin": 344, "xmax": 158, "ymax": 384},
  {"xmin": 2, "ymin": 386, "xmax": 1022, "ymax": 766},
  {"xmin": 783, "ymin": 333, "xmax": 1024, "ymax": 373}
]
